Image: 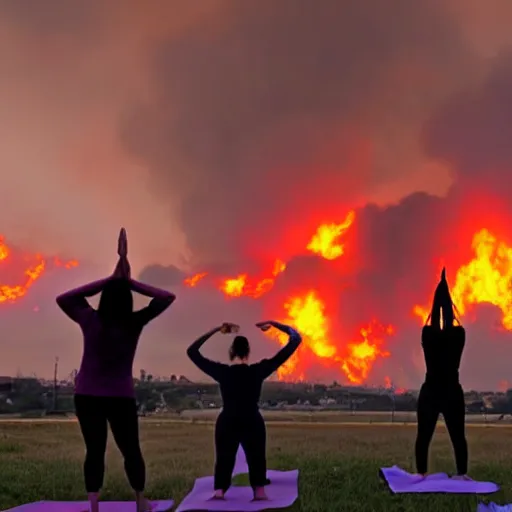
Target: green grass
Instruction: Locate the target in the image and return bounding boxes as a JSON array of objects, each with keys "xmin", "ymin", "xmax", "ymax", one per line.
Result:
[
  {"xmin": 0, "ymin": 419, "xmax": 511, "ymax": 511},
  {"xmin": 231, "ymin": 473, "xmax": 251, "ymax": 486},
  {"xmin": 173, "ymin": 408, "xmax": 511, "ymax": 425}
]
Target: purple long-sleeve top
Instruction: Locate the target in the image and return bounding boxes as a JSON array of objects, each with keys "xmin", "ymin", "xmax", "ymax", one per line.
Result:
[{"xmin": 57, "ymin": 279, "xmax": 174, "ymax": 398}]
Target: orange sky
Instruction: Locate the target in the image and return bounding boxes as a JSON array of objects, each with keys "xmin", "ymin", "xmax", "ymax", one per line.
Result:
[{"xmin": 2, "ymin": 1, "xmax": 512, "ymax": 389}]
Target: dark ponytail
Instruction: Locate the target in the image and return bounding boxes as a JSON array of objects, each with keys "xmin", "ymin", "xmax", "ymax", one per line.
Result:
[
  {"xmin": 98, "ymin": 278, "xmax": 133, "ymax": 324},
  {"xmin": 229, "ymin": 336, "xmax": 250, "ymax": 361}
]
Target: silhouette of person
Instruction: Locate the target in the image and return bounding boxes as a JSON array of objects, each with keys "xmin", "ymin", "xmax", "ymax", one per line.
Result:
[
  {"xmin": 56, "ymin": 229, "xmax": 176, "ymax": 512},
  {"xmin": 187, "ymin": 320, "xmax": 302, "ymax": 500},
  {"xmin": 415, "ymin": 268, "xmax": 469, "ymax": 480}
]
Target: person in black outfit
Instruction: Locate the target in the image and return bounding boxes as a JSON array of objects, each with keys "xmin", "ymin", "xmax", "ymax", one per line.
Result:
[
  {"xmin": 56, "ymin": 230, "xmax": 175, "ymax": 512},
  {"xmin": 415, "ymin": 268, "xmax": 469, "ymax": 480},
  {"xmin": 187, "ymin": 320, "xmax": 302, "ymax": 500}
]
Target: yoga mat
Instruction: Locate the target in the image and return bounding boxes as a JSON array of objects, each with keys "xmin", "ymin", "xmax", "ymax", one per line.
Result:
[
  {"xmin": 233, "ymin": 445, "xmax": 249, "ymax": 476},
  {"xmin": 3, "ymin": 500, "xmax": 174, "ymax": 512},
  {"xmin": 477, "ymin": 504, "xmax": 512, "ymax": 512},
  {"xmin": 232, "ymin": 446, "xmax": 271, "ymax": 485},
  {"xmin": 380, "ymin": 466, "xmax": 499, "ymax": 494},
  {"xmin": 176, "ymin": 470, "xmax": 299, "ymax": 512}
]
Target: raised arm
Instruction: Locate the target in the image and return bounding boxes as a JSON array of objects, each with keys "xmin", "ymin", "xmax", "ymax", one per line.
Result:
[
  {"xmin": 430, "ymin": 268, "xmax": 454, "ymax": 330},
  {"xmin": 256, "ymin": 321, "xmax": 302, "ymax": 378},
  {"xmin": 130, "ymin": 279, "xmax": 176, "ymax": 325},
  {"xmin": 187, "ymin": 327, "xmax": 227, "ymax": 381},
  {"xmin": 56, "ymin": 278, "xmax": 111, "ymax": 323}
]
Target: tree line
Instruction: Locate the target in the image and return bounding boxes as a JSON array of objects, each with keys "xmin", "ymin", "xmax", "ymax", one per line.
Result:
[{"xmin": 0, "ymin": 375, "xmax": 510, "ymax": 417}]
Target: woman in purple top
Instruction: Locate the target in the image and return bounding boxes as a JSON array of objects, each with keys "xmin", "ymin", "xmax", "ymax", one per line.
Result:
[{"xmin": 56, "ymin": 242, "xmax": 175, "ymax": 512}]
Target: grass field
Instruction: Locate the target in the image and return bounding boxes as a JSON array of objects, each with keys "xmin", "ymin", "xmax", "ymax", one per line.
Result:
[
  {"xmin": 177, "ymin": 408, "xmax": 511, "ymax": 425},
  {"xmin": 1, "ymin": 418, "xmax": 511, "ymax": 512}
]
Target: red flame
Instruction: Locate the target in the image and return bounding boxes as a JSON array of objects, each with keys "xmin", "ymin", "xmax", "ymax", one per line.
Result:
[
  {"xmin": 414, "ymin": 228, "xmax": 512, "ymax": 329},
  {"xmin": 183, "ymin": 210, "xmax": 395, "ymax": 384},
  {"xmin": 0, "ymin": 236, "xmax": 78, "ymax": 304}
]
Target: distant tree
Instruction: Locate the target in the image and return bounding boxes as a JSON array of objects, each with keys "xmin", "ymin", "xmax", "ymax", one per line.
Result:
[
  {"xmin": 162, "ymin": 389, "xmax": 182, "ymax": 408},
  {"xmin": 145, "ymin": 399, "xmax": 158, "ymax": 412}
]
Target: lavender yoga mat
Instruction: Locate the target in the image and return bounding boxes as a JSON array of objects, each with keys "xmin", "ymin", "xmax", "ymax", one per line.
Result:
[
  {"xmin": 477, "ymin": 503, "xmax": 512, "ymax": 512},
  {"xmin": 176, "ymin": 470, "xmax": 298, "ymax": 512},
  {"xmin": 232, "ymin": 445, "xmax": 249, "ymax": 476},
  {"xmin": 176, "ymin": 446, "xmax": 298, "ymax": 511},
  {"xmin": 232, "ymin": 446, "xmax": 270, "ymax": 485},
  {"xmin": 3, "ymin": 500, "xmax": 174, "ymax": 512},
  {"xmin": 380, "ymin": 466, "xmax": 499, "ymax": 494}
]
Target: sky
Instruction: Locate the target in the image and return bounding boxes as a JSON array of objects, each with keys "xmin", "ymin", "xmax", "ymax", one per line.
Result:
[{"xmin": 2, "ymin": 0, "xmax": 512, "ymax": 390}]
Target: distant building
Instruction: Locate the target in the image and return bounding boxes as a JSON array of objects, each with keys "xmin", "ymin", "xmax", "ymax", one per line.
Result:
[
  {"xmin": 13, "ymin": 377, "xmax": 39, "ymax": 385},
  {"xmin": 0, "ymin": 376, "xmax": 12, "ymax": 392}
]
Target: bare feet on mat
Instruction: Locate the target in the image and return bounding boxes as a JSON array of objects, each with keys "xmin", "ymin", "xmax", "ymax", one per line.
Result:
[
  {"xmin": 253, "ymin": 487, "xmax": 268, "ymax": 500},
  {"xmin": 412, "ymin": 473, "xmax": 426, "ymax": 480},
  {"xmin": 451, "ymin": 474, "xmax": 472, "ymax": 481},
  {"xmin": 211, "ymin": 490, "xmax": 225, "ymax": 500}
]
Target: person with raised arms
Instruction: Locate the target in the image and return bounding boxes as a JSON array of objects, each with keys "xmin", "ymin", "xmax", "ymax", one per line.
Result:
[
  {"xmin": 415, "ymin": 268, "xmax": 469, "ymax": 480},
  {"xmin": 187, "ymin": 320, "xmax": 302, "ymax": 501},
  {"xmin": 56, "ymin": 229, "xmax": 176, "ymax": 512}
]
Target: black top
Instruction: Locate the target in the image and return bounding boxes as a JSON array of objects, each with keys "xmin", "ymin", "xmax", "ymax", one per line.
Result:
[
  {"xmin": 421, "ymin": 325, "xmax": 465, "ymax": 386},
  {"xmin": 187, "ymin": 333, "xmax": 301, "ymax": 416}
]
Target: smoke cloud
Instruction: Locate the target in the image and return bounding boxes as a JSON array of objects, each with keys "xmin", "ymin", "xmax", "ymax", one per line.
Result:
[
  {"xmin": 2, "ymin": 1, "xmax": 512, "ymax": 389},
  {"xmin": 121, "ymin": 0, "xmax": 475, "ymax": 266}
]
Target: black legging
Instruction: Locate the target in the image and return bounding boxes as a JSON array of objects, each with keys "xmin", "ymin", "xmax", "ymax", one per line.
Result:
[
  {"xmin": 415, "ymin": 383, "xmax": 468, "ymax": 475},
  {"xmin": 214, "ymin": 410, "xmax": 267, "ymax": 492},
  {"xmin": 74, "ymin": 394, "xmax": 146, "ymax": 493}
]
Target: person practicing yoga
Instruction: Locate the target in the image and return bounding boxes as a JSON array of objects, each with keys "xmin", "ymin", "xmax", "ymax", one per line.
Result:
[
  {"xmin": 56, "ymin": 229, "xmax": 176, "ymax": 512},
  {"xmin": 187, "ymin": 320, "xmax": 302, "ymax": 501},
  {"xmin": 415, "ymin": 268, "xmax": 469, "ymax": 480}
]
